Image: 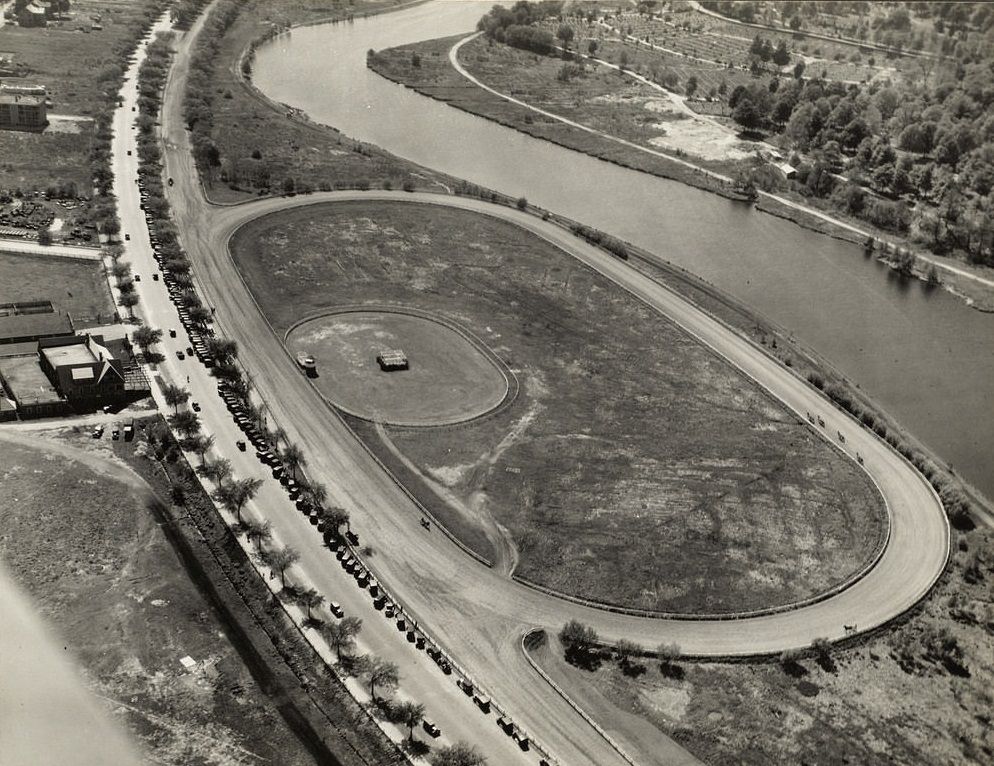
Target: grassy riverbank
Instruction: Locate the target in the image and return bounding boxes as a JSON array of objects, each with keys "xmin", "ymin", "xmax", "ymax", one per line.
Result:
[
  {"xmin": 367, "ymin": 33, "xmax": 994, "ymax": 311},
  {"xmin": 230, "ymin": 200, "xmax": 886, "ymax": 615},
  {"xmin": 185, "ymin": 0, "xmax": 457, "ymax": 204},
  {"xmin": 369, "ymin": 34, "xmax": 752, "ymax": 202}
]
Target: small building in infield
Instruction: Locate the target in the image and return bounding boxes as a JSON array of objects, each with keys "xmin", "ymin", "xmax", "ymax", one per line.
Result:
[{"xmin": 376, "ymin": 348, "xmax": 409, "ymax": 371}]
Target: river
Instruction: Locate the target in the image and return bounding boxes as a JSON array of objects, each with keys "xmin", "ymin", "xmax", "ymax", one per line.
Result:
[{"xmin": 252, "ymin": 1, "xmax": 994, "ymax": 500}]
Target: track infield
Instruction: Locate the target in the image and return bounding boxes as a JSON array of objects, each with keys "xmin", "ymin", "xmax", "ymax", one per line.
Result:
[
  {"xmin": 229, "ymin": 200, "xmax": 888, "ymax": 615},
  {"xmin": 286, "ymin": 308, "xmax": 509, "ymax": 426}
]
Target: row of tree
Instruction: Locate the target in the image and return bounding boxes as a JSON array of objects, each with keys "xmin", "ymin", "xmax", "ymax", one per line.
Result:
[
  {"xmin": 184, "ymin": 0, "xmax": 241, "ymax": 181},
  {"xmin": 162, "ymin": 384, "xmax": 485, "ymax": 764}
]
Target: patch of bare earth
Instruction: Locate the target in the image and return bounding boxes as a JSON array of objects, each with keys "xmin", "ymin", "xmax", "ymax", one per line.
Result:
[
  {"xmin": 230, "ymin": 200, "xmax": 885, "ymax": 614},
  {"xmin": 0, "ymin": 429, "xmax": 315, "ymax": 766}
]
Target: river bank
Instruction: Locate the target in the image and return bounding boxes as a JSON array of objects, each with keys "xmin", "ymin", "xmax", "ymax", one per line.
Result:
[{"xmin": 367, "ymin": 34, "xmax": 994, "ymax": 312}]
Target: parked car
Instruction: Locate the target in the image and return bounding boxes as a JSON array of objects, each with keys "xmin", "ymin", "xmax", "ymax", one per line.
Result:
[
  {"xmin": 329, "ymin": 602, "xmax": 344, "ymax": 618},
  {"xmin": 422, "ymin": 721, "xmax": 440, "ymax": 738},
  {"xmin": 236, "ymin": 440, "xmax": 246, "ymax": 451},
  {"xmin": 175, "ymin": 350, "xmax": 184, "ymax": 360},
  {"xmin": 168, "ymin": 328, "xmax": 176, "ymax": 338},
  {"xmin": 191, "ymin": 401, "xmax": 200, "ymax": 412}
]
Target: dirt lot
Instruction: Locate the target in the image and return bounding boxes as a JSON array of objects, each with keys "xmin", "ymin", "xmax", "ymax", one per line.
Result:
[
  {"xmin": 535, "ymin": 526, "xmax": 994, "ymax": 766},
  {"xmin": 0, "ymin": 251, "xmax": 115, "ymax": 325},
  {"xmin": 231, "ymin": 200, "xmax": 886, "ymax": 614},
  {"xmin": 0, "ymin": 424, "xmax": 316, "ymax": 766},
  {"xmin": 287, "ymin": 309, "xmax": 508, "ymax": 426}
]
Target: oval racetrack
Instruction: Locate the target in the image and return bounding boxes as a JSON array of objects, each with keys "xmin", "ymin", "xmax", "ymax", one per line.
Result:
[{"xmin": 156, "ymin": 12, "xmax": 950, "ymax": 765}]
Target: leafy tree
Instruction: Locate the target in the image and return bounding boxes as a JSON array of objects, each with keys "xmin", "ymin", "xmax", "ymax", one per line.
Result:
[
  {"xmin": 321, "ymin": 505, "xmax": 350, "ymax": 535},
  {"xmin": 306, "ymin": 481, "xmax": 329, "ymax": 512},
  {"xmin": 396, "ymin": 700, "xmax": 426, "ymax": 742},
  {"xmin": 162, "ymin": 383, "xmax": 189, "ymax": 413},
  {"xmin": 244, "ymin": 518, "xmax": 272, "ymax": 551},
  {"xmin": 132, "ymin": 325, "xmax": 162, "ymax": 352},
  {"xmin": 323, "ymin": 615, "xmax": 362, "ymax": 660},
  {"xmin": 213, "ymin": 477, "xmax": 263, "ymax": 523},
  {"xmin": 685, "ymin": 75, "xmax": 698, "ymax": 97},
  {"xmin": 793, "ymin": 60, "xmax": 805, "ymax": 79},
  {"xmin": 556, "ymin": 23, "xmax": 574, "ymax": 55},
  {"xmin": 614, "ymin": 639, "xmax": 644, "ymax": 672},
  {"xmin": 206, "ymin": 337, "xmax": 238, "ymax": 363},
  {"xmin": 431, "ymin": 742, "xmax": 487, "ymax": 766},
  {"xmin": 587, "ymin": 39, "xmax": 598, "ymax": 57},
  {"xmin": 560, "ymin": 619, "xmax": 598, "ymax": 654},
  {"xmin": 294, "ymin": 587, "xmax": 325, "ymax": 620},
  {"xmin": 193, "ymin": 433, "xmax": 215, "ymax": 464},
  {"xmin": 119, "ymin": 291, "xmax": 140, "ymax": 318},
  {"xmin": 189, "ymin": 305, "xmax": 212, "ymax": 327},
  {"xmin": 365, "ymin": 657, "xmax": 400, "ymax": 700},
  {"xmin": 197, "ymin": 457, "xmax": 231, "ymax": 485},
  {"xmin": 733, "ymin": 95, "xmax": 765, "ymax": 131},
  {"xmin": 657, "ymin": 641, "xmax": 683, "ymax": 678},
  {"xmin": 282, "ymin": 443, "xmax": 306, "ymax": 482},
  {"xmin": 773, "ymin": 40, "xmax": 790, "ymax": 67},
  {"xmin": 169, "ymin": 409, "xmax": 200, "ymax": 438},
  {"xmin": 261, "ymin": 545, "xmax": 299, "ymax": 588}
]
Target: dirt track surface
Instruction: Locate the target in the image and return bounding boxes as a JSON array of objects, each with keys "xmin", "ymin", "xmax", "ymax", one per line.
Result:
[{"xmin": 150, "ymin": 12, "xmax": 948, "ymax": 766}]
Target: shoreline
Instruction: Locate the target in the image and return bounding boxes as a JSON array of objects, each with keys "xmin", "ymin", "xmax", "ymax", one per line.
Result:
[{"xmin": 367, "ymin": 36, "xmax": 994, "ymax": 312}]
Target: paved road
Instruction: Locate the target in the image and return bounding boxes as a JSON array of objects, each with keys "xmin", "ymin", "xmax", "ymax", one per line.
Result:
[
  {"xmin": 0, "ymin": 236, "xmax": 102, "ymax": 260},
  {"xmin": 115, "ymin": 14, "xmax": 555, "ymax": 766},
  {"xmin": 148, "ymin": 11, "xmax": 948, "ymax": 766}
]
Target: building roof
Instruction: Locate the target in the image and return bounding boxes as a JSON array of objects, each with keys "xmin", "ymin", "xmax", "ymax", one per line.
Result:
[
  {"xmin": 377, "ymin": 349, "xmax": 408, "ymax": 365},
  {"xmin": 0, "ymin": 341, "xmax": 40, "ymax": 358},
  {"xmin": 0, "ymin": 354, "xmax": 60, "ymax": 404},
  {"xmin": 0, "ymin": 312, "xmax": 72, "ymax": 342},
  {"xmin": 0, "ymin": 91, "xmax": 45, "ymax": 107},
  {"xmin": 41, "ymin": 340, "xmax": 97, "ymax": 367}
]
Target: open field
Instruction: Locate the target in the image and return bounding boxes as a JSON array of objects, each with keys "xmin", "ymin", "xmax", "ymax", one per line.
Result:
[
  {"xmin": 0, "ymin": 0, "xmax": 166, "ymax": 192},
  {"xmin": 287, "ymin": 309, "xmax": 508, "ymax": 426},
  {"xmin": 230, "ymin": 200, "xmax": 886, "ymax": 614},
  {"xmin": 0, "ymin": 250, "xmax": 115, "ymax": 324},
  {"xmin": 193, "ymin": 0, "xmax": 459, "ymax": 204},
  {"xmin": 534, "ymin": 522, "xmax": 994, "ymax": 766},
  {"xmin": 0, "ymin": 425, "xmax": 317, "ymax": 766}
]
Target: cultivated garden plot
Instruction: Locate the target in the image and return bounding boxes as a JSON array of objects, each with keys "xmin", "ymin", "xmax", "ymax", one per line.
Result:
[{"xmin": 230, "ymin": 200, "xmax": 886, "ymax": 615}]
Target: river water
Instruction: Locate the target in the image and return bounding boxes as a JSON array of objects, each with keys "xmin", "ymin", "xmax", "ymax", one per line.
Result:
[{"xmin": 253, "ymin": 1, "xmax": 994, "ymax": 500}]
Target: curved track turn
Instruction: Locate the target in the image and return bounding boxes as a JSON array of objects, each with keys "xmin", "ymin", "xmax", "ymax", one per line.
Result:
[{"xmin": 155, "ymin": 14, "xmax": 949, "ymax": 766}]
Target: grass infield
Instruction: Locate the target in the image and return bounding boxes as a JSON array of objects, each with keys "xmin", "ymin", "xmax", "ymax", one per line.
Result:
[{"xmin": 230, "ymin": 200, "xmax": 887, "ymax": 615}]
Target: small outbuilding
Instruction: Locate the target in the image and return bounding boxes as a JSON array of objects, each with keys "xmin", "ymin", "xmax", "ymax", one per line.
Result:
[{"xmin": 376, "ymin": 349, "xmax": 408, "ymax": 371}]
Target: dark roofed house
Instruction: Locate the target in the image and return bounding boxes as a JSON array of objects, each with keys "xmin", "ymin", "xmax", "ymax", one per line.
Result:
[
  {"xmin": 376, "ymin": 349, "xmax": 409, "ymax": 371},
  {"xmin": 0, "ymin": 310, "xmax": 73, "ymax": 344},
  {"xmin": 39, "ymin": 334, "xmax": 125, "ymax": 403}
]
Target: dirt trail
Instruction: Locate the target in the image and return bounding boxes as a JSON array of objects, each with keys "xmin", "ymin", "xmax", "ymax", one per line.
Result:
[{"xmin": 374, "ymin": 421, "xmax": 519, "ymax": 574}]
